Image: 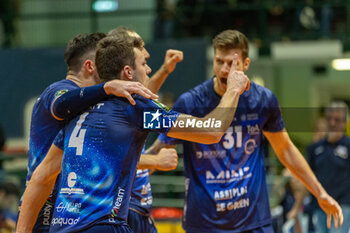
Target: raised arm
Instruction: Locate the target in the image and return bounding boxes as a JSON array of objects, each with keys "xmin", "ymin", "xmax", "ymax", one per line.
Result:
[
  {"xmin": 264, "ymin": 129, "xmax": 343, "ymax": 228},
  {"xmin": 51, "ymin": 80, "xmax": 158, "ymax": 120},
  {"xmin": 16, "ymin": 144, "xmax": 63, "ymax": 233},
  {"xmin": 147, "ymin": 49, "xmax": 183, "ymax": 93}
]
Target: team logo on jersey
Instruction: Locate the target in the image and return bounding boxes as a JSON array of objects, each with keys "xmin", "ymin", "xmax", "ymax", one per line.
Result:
[
  {"xmin": 334, "ymin": 145, "xmax": 348, "ymax": 159},
  {"xmin": 152, "ymin": 100, "xmax": 170, "ymax": 112},
  {"xmin": 59, "ymin": 172, "xmax": 85, "ymax": 195},
  {"xmin": 54, "ymin": 89, "xmax": 68, "ymax": 97},
  {"xmin": 244, "ymin": 139, "xmax": 257, "ymax": 155}
]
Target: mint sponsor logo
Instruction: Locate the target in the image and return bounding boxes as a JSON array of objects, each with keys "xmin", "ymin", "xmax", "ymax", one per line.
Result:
[
  {"xmin": 206, "ymin": 167, "xmax": 252, "ymax": 184},
  {"xmin": 111, "ymin": 187, "xmax": 125, "ymax": 217},
  {"xmin": 214, "ymin": 186, "xmax": 248, "ymax": 201},
  {"xmin": 60, "ymin": 172, "xmax": 84, "ymax": 195},
  {"xmin": 51, "ymin": 217, "xmax": 80, "ymax": 226},
  {"xmin": 216, "ymin": 198, "xmax": 250, "ymax": 212}
]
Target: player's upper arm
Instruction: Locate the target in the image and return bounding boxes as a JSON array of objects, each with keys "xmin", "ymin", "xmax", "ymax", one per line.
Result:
[
  {"xmin": 263, "ymin": 129, "xmax": 291, "ymax": 156},
  {"xmin": 50, "ymin": 96, "xmax": 65, "ymax": 121},
  {"xmin": 30, "ymin": 144, "xmax": 63, "ymax": 185}
]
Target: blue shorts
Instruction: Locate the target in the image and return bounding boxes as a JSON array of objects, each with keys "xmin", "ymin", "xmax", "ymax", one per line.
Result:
[
  {"xmin": 78, "ymin": 224, "xmax": 133, "ymax": 233},
  {"xmin": 127, "ymin": 208, "xmax": 157, "ymax": 233}
]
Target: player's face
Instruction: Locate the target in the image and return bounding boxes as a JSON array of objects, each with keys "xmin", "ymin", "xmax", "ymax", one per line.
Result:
[
  {"xmin": 133, "ymin": 48, "xmax": 152, "ymax": 86},
  {"xmin": 213, "ymin": 48, "xmax": 250, "ymax": 93},
  {"xmin": 326, "ymin": 110, "xmax": 347, "ymax": 132}
]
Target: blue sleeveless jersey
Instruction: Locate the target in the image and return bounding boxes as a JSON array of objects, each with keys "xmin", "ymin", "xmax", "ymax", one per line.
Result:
[
  {"xmin": 159, "ymin": 78, "xmax": 284, "ymax": 232},
  {"xmin": 51, "ymin": 96, "xmax": 178, "ymax": 233}
]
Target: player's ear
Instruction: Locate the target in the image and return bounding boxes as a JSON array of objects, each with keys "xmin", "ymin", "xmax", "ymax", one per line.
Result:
[
  {"xmin": 243, "ymin": 57, "xmax": 251, "ymax": 72},
  {"xmin": 122, "ymin": 66, "xmax": 133, "ymax": 81},
  {"xmin": 84, "ymin": 59, "xmax": 95, "ymax": 74}
]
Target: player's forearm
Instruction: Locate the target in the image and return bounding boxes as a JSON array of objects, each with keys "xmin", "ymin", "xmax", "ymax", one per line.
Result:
[
  {"xmin": 147, "ymin": 65, "xmax": 169, "ymax": 93},
  {"xmin": 276, "ymin": 142, "xmax": 327, "ymax": 200},
  {"xmin": 16, "ymin": 176, "xmax": 57, "ymax": 232},
  {"xmin": 138, "ymin": 154, "xmax": 159, "ymax": 169},
  {"xmin": 51, "ymin": 83, "xmax": 107, "ymax": 120},
  {"xmin": 145, "ymin": 139, "xmax": 173, "ymax": 155},
  {"xmin": 168, "ymin": 89, "xmax": 240, "ymax": 144}
]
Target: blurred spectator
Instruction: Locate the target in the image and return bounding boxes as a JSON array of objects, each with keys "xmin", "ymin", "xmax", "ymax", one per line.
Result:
[
  {"xmin": 307, "ymin": 101, "xmax": 350, "ymax": 233},
  {"xmin": 0, "ymin": 0, "xmax": 19, "ymax": 48},
  {"xmin": 313, "ymin": 117, "xmax": 328, "ymax": 142},
  {"xmin": 154, "ymin": 0, "xmax": 176, "ymax": 40},
  {"xmin": 0, "ymin": 182, "xmax": 20, "ymax": 233},
  {"xmin": 273, "ymin": 168, "xmax": 307, "ymax": 233},
  {"xmin": 175, "ymin": 0, "xmax": 204, "ymax": 37}
]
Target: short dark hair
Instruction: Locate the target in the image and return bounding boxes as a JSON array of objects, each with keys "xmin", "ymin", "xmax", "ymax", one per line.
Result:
[
  {"xmin": 64, "ymin": 32, "xmax": 106, "ymax": 72},
  {"xmin": 96, "ymin": 35, "xmax": 143, "ymax": 82},
  {"xmin": 212, "ymin": 30, "xmax": 249, "ymax": 59}
]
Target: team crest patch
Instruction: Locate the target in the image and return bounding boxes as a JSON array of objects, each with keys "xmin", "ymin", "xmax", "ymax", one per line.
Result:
[
  {"xmin": 55, "ymin": 89, "xmax": 68, "ymax": 97},
  {"xmin": 152, "ymin": 100, "xmax": 170, "ymax": 112}
]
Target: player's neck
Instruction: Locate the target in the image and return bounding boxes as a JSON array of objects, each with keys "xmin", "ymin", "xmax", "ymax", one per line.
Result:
[
  {"xmin": 66, "ymin": 71, "xmax": 95, "ymax": 87},
  {"xmin": 213, "ymin": 77, "xmax": 224, "ymax": 96},
  {"xmin": 327, "ymin": 132, "xmax": 344, "ymax": 143}
]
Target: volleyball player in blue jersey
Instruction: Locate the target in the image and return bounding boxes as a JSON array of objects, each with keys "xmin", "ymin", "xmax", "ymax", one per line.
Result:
[
  {"xmin": 108, "ymin": 27, "xmax": 183, "ymax": 233},
  {"xmin": 149, "ymin": 29, "xmax": 343, "ymax": 233},
  {"xmin": 17, "ymin": 33, "xmax": 250, "ymax": 232},
  {"xmin": 19, "ymin": 32, "xmax": 157, "ymax": 233}
]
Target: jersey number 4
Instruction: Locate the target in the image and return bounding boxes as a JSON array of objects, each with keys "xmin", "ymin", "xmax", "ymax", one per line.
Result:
[{"xmin": 68, "ymin": 112, "xmax": 89, "ymax": 155}]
